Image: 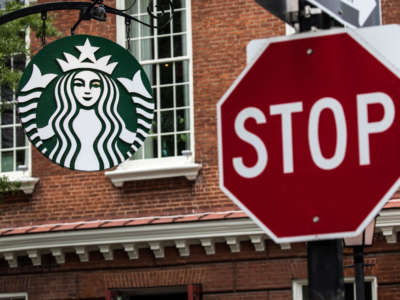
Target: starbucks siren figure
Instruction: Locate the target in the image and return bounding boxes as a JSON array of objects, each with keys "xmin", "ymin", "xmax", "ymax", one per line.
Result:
[{"xmin": 17, "ymin": 38, "xmax": 153, "ymax": 171}]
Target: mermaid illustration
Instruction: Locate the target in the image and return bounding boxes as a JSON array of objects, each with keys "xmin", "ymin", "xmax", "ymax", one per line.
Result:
[{"xmin": 17, "ymin": 37, "xmax": 153, "ymax": 171}]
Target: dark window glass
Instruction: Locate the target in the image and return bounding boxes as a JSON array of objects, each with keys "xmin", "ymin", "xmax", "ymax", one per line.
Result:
[
  {"xmin": 158, "ymin": 36, "xmax": 171, "ymax": 58},
  {"xmin": 160, "ymin": 63, "xmax": 173, "ymax": 84},
  {"xmin": 161, "ymin": 134, "xmax": 174, "ymax": 157}
]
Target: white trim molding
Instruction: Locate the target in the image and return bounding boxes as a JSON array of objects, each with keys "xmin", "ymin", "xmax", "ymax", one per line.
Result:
[
  {"xmin": 375, "ymin": 208, "xmax": 400, "ymax": 243},
  {"xmin": 4, "ymin": 171, "xmax": 39, "ymax": 194},
  {"xmin": 0, "ymin": 292, "xmax": 28, "ymax": 299},
  {"xmin": 0, "ymin": 217, "xmax": 264, "ymax": 268},
  {"xmin": 292, "ymin": 277, "xmax": 378, "ymax": 300},
  {"xmin": 105, "ymin": 156, "xmax": 201, "ymax": 186}
]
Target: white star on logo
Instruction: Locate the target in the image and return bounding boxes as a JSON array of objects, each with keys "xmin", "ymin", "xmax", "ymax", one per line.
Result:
[{"xmin": 75, "ymin": 39, "xmax": 99, "ymax": 63}]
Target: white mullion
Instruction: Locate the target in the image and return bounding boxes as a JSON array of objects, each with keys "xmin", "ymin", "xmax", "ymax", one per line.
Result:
[
  {"xmin": 169, "ymin": 7, "xmax": 174, "ymax": 58},
  {"xmin": 186, "ymin": 0, "xmax": 194, "ymax": 158},
  {"xmin": 138, "ymin": 7, "xmax": 142, "ymax": 61},
  {"xmin": 172, "ymin": 63, "xmax": 177, "ymax": 156},
  {"xmin": 156, "ymin": 64, "xmax": 161, "ymax": 158},
  {"xmin": 13, "ymin": 123, "xmax": 16, "ymax": 172},
  {"xmin": 141, "ymin": 55, "xmax": 190, "ymax": 66},
  {"xmin": 153, "ymin": 0, "xmax": 162, "ymax": 159}
]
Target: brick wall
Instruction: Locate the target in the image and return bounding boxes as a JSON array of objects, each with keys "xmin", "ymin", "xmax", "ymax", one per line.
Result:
[
  {"xmin": 0, "ymin": 236, "xmax": 399, "ymax": 299},
  {"xmin": 0, "ymin": 0, "xmax": 286, "ymax": 228},
  {"xmin": 1, "ymin": 0, "xmax": 400, "ymax": 300}
]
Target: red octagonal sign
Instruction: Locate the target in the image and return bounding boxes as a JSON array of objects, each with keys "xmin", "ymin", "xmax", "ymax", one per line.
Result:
[{"xmin": 217, "ymin": 26, "xmax": 400, "ymax": 243}]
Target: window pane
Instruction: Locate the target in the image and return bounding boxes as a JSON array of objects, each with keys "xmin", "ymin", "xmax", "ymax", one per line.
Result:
[
  {"xmin": 177, "ymin": 133, "xmax": 190, "ymax": 156},
  {"xmin": 129, "ymin": 20, "xmax": 139, "ymax": 37},
  {"xmin": 16, "ymin": 126, "xmax": 25, "ymax": 147},
  {"xmin": 157, "ymin": 12, "xmax": 171, "ymax": 35},
  {"xmin": 161, "ymin": 110, "xmax": 174, "ymax": 133},
  {"xmin": 158, "ymin": 36, "xmax": 171, "ymax": 59},
  {"xmin": 160, "ymin": 63, "xmax": 173, "ymax": 84},
  {"xmin": 175, "ymin": 61, "xmax": 189, "ymax": 83},
  {"xmin": 173, "ymin": 34, "xmax": 187, "ymax": 57},
  {"xmin": 14, "ymin": 54, "xmax": 26, "ymax": 71},
  {"xmin": 126, "ymin": 0, "xmax": 138, "ymax": 14},
  {"xmin": 140, "ymin": 14, "xmax": 153, "ymax": 37},
  {"xmin": 140, "ymin": 0, "xmax": 149, "ymax": 13},
  {"xmin": 128, "ymin": 40, "xmax": 139, "ymax": 58},
  {"xmin": 132, "ymin": 146, "xmax": 143, "ymax": 160},
  {"xmin": 176, "ymin": 84, "xmax": 189, "ymax": 107},
  {"xmin": 365, "ymin": 282, "xmax": 372, "ymax": 300},
  {"xmin": 2, "ymin": 151, "xmax": 13, "ymax": 172},
  {"xmin": 176, "ymin": 108, "xmax": 189, "ymax": 131},
  {"xmin": 160, "ymin": 86, "xmax": 173, "ymax": 108},
  {"xmin": 1, "ymin": 86, "xmax": 13, "ymax": 102},
  {"xmin": 17, "ymin": 149, "xmax": 26, "ymax": 169},
  {"xmin": 152, "ymin": 88, "xmax": 158, "ymax": 110},
  {"xmin": 161, "ymin": 134, "xmax": 174, "ymax": 157},
  {"xmin": 158, "ymin": 0, "xmax": 172, "ymax": 11},
  {"xmin": 302, "ymin": 286, "xmax": 309, "ymax": 300},
  {"xmin": 151, "ymin": 118, "xmax": 158, "ymax": 134},
  {"xmin": 345, "ymin": 283, "xmax": 354, "ymax": 300},
  {"xmin": 141, "ymin": 38, "xmax": 154, "ymax": 60},
  {"xmin": 173, "ymin": 11, "xmax": 186, "ymax": 33},
  {"xmin": 142, "ymin": 64, "xmax": 156, "ymax": 86},
  {"xmin": 144, "ymin": 136, "xmax": 158, "ymax": 158},
  {"xmin": 2, "ymin": 127, "xmax": 13, "ymax": 149},
  {"xmin": 172, "ymin": 0, "xmax": 185, "ymax": 8},
  {"xmin": 2, "ymin": 108, "xmax": 13, "ymax": 125}
]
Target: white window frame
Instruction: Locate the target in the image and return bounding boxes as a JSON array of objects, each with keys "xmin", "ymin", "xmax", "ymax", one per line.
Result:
[
  {"xmin": 106, "ymin": 0, "xmax": 201, "ymax": 186},
  {"xmin": 292, "ymin": 277, "xmax": 378, "ymax": 300},
  {"xmin": 0, "ymin": 0, "xmax": 38, "ymax": 194},
  {"xmin": 0, "ymin": 292, "xmax": 28, "ymax": 300}
]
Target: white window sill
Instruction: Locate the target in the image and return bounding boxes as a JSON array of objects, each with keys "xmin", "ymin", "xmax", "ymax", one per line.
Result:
[
  {"xmin": 3, "ymin": 171, "xmax": 39, "ymax": 194},
  {"xmin": 105, "ymin": 156, "xmax": 202, "ymax": 187}
]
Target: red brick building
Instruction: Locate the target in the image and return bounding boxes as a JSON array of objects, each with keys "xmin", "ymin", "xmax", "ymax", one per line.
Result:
[{"xmin": 0, "ymin": 0, "xmax": 400, "ymax": 299}]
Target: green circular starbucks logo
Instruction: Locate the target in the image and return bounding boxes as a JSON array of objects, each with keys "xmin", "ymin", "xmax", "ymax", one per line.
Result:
[{"xmin": 17, "ymin": 35, "xmax": 153, "ymax": 171}]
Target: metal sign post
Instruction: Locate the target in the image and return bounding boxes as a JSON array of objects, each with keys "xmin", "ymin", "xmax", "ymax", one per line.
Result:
[
  {"xmin": 307, "ymin": 240, "xmax": 345, "ymax": 300},
  {"xmin": 298, "ymin": 4, "xmax": 345, "ymax": 298}
]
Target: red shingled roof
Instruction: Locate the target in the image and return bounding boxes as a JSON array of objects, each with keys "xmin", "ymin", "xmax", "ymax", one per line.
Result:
[
  {"xmin": 0, "ymin": 211, "xmax": 248, "ymax": 237},
  {"xmin": 0, "ymin": 201, "xmax": 397, "ymax": 238}
]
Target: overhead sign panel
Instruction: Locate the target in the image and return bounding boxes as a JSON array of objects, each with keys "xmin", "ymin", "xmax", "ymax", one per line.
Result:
[
  {"xmin": 255, "ymin": 0, "xmax": 298, "ymax": 24},
  {"xmin": 307, "ymin": 0, "xmax": 381, "ymax": 28}
]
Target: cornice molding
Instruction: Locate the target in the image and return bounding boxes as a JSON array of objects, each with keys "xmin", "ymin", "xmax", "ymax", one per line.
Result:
[
  {"xmin": 105, "ymin": 157, "xmax": 202, "ymax": 187},
  {"xmin": 1, "ymin": 208, "xmax": 400, "ymax": 268}
]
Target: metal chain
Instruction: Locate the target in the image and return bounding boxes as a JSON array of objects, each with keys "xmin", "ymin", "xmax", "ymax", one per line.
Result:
[
  {"xmin": 125, "ymin": 17, "xmax": 131, "ymax": 51},
  {"xmin": 41, "ymin": 11, "xmax": 47, "ymax": 47}
]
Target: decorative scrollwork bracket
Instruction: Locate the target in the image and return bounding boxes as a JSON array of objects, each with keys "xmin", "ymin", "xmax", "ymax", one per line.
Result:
[{"xmin": 0, "ymin": 0, "xmax": 174, "ymax": 37}]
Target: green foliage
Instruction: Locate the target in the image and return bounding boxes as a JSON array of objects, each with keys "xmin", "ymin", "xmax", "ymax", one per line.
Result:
[
  {"xmin": 0, "ymin": 175, "xmax": 21, "ymax": 196},
  {"xmin": 0, "ymin": 2, "xmax": 60, "ymax": 196},
  {"xmin": 0, "ymin": 1, "xmax": 61, "ymax": 91}
]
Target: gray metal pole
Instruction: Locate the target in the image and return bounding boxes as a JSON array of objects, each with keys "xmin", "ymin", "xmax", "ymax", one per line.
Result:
[
  {"xmin": 354, "ymin": 245, "xmax": 366, "ymax": 300},
  {"xmin": 307, "ymin": 240, "xmax": 345, "ymax": 300}
]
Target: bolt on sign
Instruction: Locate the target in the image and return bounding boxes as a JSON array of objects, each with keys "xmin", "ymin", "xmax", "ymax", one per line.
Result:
[
  {"xmin": 17, "ymin": 35, "xmax": 153, "ymax": 171},
  {"xmin": 218, "ymin": 25, "xmax": 400, "ymax": 243}
]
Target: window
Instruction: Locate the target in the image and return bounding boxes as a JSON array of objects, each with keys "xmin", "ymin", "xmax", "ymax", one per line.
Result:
[
  {"xmin": 0, "ymin": 0, "xmax": 38, "ymax": 193},
  {"xmin": 107, "ymin": 285, "xmax": 201, "ymax": 300},
  {"xmin": 0, "ymin": 54, "xmax": 30, "ymax": 174},
  {"xmin": 122, "ymin": 0, "xmax": 193, "ymax": 160},
  {"xmin": 0, "ymin": 292, "xmax": 28, "ymax": 300},
  {"xmin": 293, "ymin": 277, "xmax": 377, "ymax": 300},
  {"xmin": 107, "ymin": 0, "xmax": 200, "ymax": 185}
]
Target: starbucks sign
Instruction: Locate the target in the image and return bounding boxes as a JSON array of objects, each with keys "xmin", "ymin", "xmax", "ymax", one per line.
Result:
[{"xmin": 17, "ymin": 35, "xmax": 153, "ymax": 171}]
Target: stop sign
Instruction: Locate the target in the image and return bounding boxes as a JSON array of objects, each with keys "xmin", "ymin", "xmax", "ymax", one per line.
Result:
[{"xmin": 217, "ymin": 26, "xmax": 400, "ymax": 243}]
